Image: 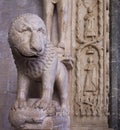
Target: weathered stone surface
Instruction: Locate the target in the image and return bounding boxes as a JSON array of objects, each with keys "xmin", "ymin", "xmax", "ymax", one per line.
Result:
[
  {"xmin": 0, "ymin": 0, "xmax": 120, "ymax": 130},
  {"xmin": 71, "ymin": 0, "xmax": 111, "ymax": 129},
  {"xmin": 8, "ymin": 13, "xmax": 70, "ymax": 129},
  {"xmin": 0, "ymin": 1, "xmax": 43, "ymax": 130}
]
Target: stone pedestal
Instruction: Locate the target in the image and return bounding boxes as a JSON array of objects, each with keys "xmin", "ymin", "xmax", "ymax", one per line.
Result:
[
  {"xmin": 9, "ymin": 99, "xmax": 70, "ymax": 130},
  {"xmin": 71, "ymin": 116, "xmax": 113, "ymax": 130},
  {"xmin": 15, "ymin": 116, "xmax": 69, "ymax": 130}
]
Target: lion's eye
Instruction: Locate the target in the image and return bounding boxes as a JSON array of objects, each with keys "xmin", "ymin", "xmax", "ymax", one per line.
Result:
[
  {"xmin": 38, "ymin": 28, "xmax": 45, "ymax": 34},
  {"xmin": 21, "ymin": 27, "xmax": 31, "ymax": 33},
  {"xmin": 22, "ymin": 29, "xmax": 28, "ymax": 32},
  {"xmin": 38, "ymin": 28, "xmax": 42, "ymax": 32}
]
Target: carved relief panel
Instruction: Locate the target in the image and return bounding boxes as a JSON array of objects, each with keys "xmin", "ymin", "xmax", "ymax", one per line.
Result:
[
  {"xmin": 75, "ymin": 45, "xmax": 102, "ymax": 117},
  {"xmin": 72, "ymin": 0, "xmax": 110, "ymax": 129}
]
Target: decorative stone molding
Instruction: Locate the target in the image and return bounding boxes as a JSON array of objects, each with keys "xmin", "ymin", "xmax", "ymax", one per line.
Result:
[{"xmin": 72, "ymin": 0, "xmax": 112, "ymax": 129}]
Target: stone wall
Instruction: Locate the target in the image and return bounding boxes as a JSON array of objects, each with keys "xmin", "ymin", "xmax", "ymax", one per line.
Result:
[{"xmin": 110, "ymin": 0, "xmax": 120, "ymax": 130}]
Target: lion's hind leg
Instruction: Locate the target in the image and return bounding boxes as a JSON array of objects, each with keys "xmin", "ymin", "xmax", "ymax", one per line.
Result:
[{"xmin": 56, "ymin": 62, "xmax": 69, "ymax": 116}]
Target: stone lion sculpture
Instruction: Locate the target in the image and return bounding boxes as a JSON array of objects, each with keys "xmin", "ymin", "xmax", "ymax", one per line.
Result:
[{"xmin": 8, "ymin": 13, "xmax": 68, "ymax": 115}]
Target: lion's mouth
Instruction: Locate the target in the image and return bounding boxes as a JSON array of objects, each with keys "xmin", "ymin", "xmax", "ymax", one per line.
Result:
[
  {"xmin": 14, "ymin": 48, "xmax": 39, "ymax": 59},
  {"xmin": 22, "ymin": 54, "xmax": 39, "ymax": 58}
]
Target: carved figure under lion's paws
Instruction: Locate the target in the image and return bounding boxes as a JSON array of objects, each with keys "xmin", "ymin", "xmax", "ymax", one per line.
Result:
[
  {"xmin": 8, "ymin": 13, "xmax": 69, "ymax": 115},
  {"xmin": 33, "ymin": 98, "xmax": 50, "ymax": 110}
]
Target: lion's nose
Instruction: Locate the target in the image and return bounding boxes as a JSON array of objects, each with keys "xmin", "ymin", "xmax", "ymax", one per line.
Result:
[
  {"xmin": 30, "ymin": 31, "xmax": 41, "ymax": 52},
  {"xmin": 30, "ymin": 42, "xmax": 42, "ymax": 52},
  {"xmin": 31, "ymin": 46, "xmax": 42, "ymax": 52}
]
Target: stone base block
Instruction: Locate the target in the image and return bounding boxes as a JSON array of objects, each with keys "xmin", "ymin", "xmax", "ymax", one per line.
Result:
[
  {"xmin": 15, "ymin": 116, "xmax": 69, "ymax": 130},
  {"xmin": 71, "ymin": 127, "xmax": 114, "ymax": 130},
  {"xmin": 9, "ymin": 99, "xmax": 70, "ymax": 130}
]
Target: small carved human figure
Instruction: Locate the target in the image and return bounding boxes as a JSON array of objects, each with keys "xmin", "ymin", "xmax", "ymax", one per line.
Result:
[
  {"xmin": 83, "ymin": 57, "xmax": 98, "ymax": 95},
  {"xmin": 8, "ymin": 13, "xmax": 68, "ymax": 115},
  {"xmin": 43, "ymin": 0, "xmax": 68, "ymax": 48},
  {"xmin": 84, "ymin": 7, "xmax": 97, "ymax": 40}
]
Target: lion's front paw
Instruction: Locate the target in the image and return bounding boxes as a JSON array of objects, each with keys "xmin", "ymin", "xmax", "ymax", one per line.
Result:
[
  {"xmin": 12, "ymin": 99, "xmax": 27, "ymax": 110},
  {"xmin": 56, "ymin": 105, "xmax": 69, "ymax": 117},
  {"xmin": 34, "ymin": 99, "xmax": 50, "ymax": 110}
]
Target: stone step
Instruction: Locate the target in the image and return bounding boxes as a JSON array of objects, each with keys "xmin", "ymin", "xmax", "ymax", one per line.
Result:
[{"xmin": 71, "ymin": 127, "xmax": 114, "ymax": 130}]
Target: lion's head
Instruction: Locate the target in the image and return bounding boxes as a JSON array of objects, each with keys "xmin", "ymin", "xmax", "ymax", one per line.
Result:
[{"xmin": 8, "ymin": 13, "xmax": 48, "ymax": 57}]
